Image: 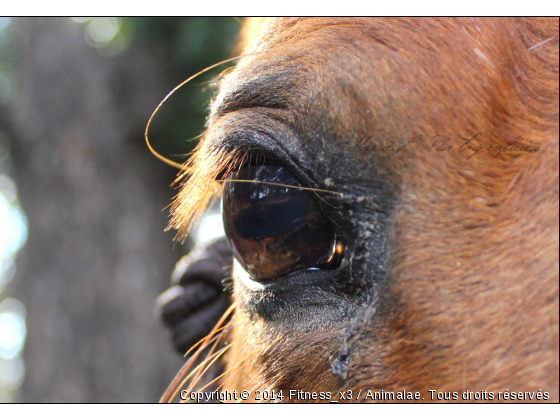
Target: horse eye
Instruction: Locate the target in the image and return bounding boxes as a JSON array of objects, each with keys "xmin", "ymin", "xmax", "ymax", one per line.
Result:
[{"xmin": 222, "ymin": 164, "xmax": 341, "ymax": 281}]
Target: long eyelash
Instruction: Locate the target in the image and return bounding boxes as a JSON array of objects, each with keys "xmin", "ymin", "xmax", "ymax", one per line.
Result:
[
  {"xmin": 169, "ymin": 145, "xmax": 342, "ymax": 241},
  {"xmin": 144, "ymin": 55, "xmax": 249, "ymax": 171},
  {"xmin": 168, "ymin": 146, "xmax": 247, "ymax": 241},
  {"xmin": 218, "ymin": 178, "xmax": 342, "ymax": 195},
  {"xmin": 145, "ymin": 47, "xmax": 280, "ymax": 174}
]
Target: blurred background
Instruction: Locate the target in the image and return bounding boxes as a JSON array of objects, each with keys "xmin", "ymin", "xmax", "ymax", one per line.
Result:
[{"xmin": 0, "ymin": 17, "xmax": 240, "ymax": 402}]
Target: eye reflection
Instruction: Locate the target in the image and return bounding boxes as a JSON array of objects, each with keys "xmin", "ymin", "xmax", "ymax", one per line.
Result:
[{"xmin": 222, "ymin": 164, "xmax": 339, "ymax": 281}]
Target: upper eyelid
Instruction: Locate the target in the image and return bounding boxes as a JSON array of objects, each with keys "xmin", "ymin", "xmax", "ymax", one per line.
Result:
[
  {"xmin": 215, "ymin": 144, "xmax": 317, "ymax": 195},
  {"xmin": 207, "ymin": 107, "xmax": 303, "ymax": 158},
  {"xmin": 210, "ymin": 63, "xmax": 298, "ymax": 121},
  {"xmin": 212, "ymin": 147, "xmax": 276, "ymax": 181},
  {"xmin": 209, "ymin": 142, "xmax": 321, "ymax": 194},
  {"xmin": 208, "ymin": 128, "xmax": 300, "ymax": 178},
  {"xmin": 205, "ymin": 110, "xmax": 335, "ymax": 195}
]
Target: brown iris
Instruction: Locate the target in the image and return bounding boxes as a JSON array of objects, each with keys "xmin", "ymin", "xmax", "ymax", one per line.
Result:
[{"xmin": 222, "ymin": 164, "xmax": 339, "ymax": 281}]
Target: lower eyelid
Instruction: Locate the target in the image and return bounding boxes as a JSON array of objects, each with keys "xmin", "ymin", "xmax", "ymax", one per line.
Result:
[{"xmin": 233, "ymin": 259, "xmax": 267, "ymax": 291}]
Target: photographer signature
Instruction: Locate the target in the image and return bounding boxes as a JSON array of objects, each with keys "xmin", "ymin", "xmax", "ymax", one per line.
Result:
[{"xmin": 355, "ymin": 133, "xmax": 540, "ymax": 160}]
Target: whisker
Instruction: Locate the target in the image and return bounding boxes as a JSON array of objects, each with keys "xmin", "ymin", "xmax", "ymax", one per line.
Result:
[
  {"xmin": 197, "ymin": 359, "xmax": 247, "ymax": 402},
  {"xmin": 185, "ymin": 315, "xmax": 236, "ymax": 394},
  {"xmin": 180, "ymin": 343, "xmax": 234, "ymax": 402},
  {"xmin": 160, "ymin": 303, "xmax": 236, "ymax": 403},
  {"xmin": 161, "ymin": 331, "xmax": 223, "ymax": 403},
  {"xmin": 176, "ymin": 343, "xmax": 233, "ymax": 402},
  {"xmin": 182, "ymin": 319, "xmax": 236, "ymax": 359}
]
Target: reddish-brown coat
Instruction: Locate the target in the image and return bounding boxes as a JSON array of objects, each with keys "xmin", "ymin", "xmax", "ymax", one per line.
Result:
[{"xmin": 175, "ymin": 18, "xmax": 558, "ymax": 402}]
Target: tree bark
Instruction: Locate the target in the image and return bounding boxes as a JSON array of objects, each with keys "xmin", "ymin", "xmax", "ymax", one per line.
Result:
[{"xmin": 7, "ymin": 17, "xmax": 184, "ymax": 402}]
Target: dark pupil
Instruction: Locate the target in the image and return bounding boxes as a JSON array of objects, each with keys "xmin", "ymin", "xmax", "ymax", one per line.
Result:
[{"xmin": 222, "ymin": 164, "xmax": 336, "ymax": 281}]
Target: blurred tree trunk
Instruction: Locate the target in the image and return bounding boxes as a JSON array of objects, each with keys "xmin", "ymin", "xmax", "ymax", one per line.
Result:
[{"xmin": 7, "ymin": 17, "xmax": 184, "ymax": 402}]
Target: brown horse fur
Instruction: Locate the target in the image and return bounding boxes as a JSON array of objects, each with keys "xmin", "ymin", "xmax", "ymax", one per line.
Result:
[{"xmin": 170, "ymin": 18, "xmax": 559, "ymax": 402}]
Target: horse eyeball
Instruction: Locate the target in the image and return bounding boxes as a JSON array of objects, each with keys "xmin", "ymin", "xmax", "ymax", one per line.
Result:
[{"xmin": 222, "ymin": 164, "xmax": 341, "ymax": 281}]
